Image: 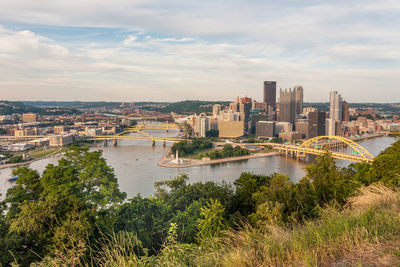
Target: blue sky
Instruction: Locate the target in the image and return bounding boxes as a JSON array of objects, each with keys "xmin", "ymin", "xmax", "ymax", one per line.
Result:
[{"xmin": 0, "ymin": 0, "xmax": 399, "ymax": 102}]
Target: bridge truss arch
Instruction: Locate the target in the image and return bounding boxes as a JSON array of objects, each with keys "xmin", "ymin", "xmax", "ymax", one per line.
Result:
[
  {"xmin": 117, "ymin": 129, "xmax": 155, "ymax": 139},
  {"xmin": 299, "ymin": 136, "xmax": 374, "ymax": 162}
]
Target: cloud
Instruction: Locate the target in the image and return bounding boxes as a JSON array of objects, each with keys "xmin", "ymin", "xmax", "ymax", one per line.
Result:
[
  {"xmin": 0, "ymin": 1, "xmax": 399, "ymax": 102},
  {"xmin": 122, "ymin": 35, "xmax": 139, "ymax": 46}
]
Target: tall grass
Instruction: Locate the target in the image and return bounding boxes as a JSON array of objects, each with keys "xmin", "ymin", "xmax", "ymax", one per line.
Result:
[
  {"xmin": 208, "ymin": 184, "xmax": 400, "ymax": 267},
  {"xmin": 91, "ymin": 184, "xmax": 400, "ymax": 266}
]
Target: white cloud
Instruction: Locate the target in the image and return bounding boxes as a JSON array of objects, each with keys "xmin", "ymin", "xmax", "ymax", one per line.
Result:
[
  {"xmin": 122, "ymin": 35, "xmax": 139, "ymax": 46},
  {"xmin": 0, "ymin": 0, "xmax": 399, "ymax": 102}
]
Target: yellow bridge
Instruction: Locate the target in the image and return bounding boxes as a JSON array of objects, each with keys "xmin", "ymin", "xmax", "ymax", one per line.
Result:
[
  {"xmin": 131, "ymin": 122, "xmax": 181, "ymax": 132},
  {"xmin": 270, "ymin": 136, "xmax": 374, "ymax": 163},
  {"xmin": 91, "ymin": 129, "xmax": 374, "ymax": 163},
  {"xmin": 217, "ymin": 136, "xmax": 375, "ymax": 163},
  {"xmin": 89, "ymin": 124, "xmax": 184, "ymax": 147}
]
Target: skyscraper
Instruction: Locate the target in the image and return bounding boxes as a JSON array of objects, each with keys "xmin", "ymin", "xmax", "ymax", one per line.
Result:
[
  {"xmin": 239, "ymin": 97, "xmax": 252, "ymax": 127},
  {"xmin": 212, "ymin": 104, "xmax": 221, "ymax": 117},
  {"xmin": 279, "ymin": 88, "xmax": 296, "ymax": 125},
  {"xmin": 294, "ymin": 85, "xmax": 304, "ymax": 115},
  {"xmin": 329, "ymin": 91, "xmax": 342, "ymax": 121},
  {"xmin": 342, "ymin": 100, "xmax": 350, "ymax": 122},
  {"xmin": 308, "ymin": 110, "xmax": 326, "ymax": 138},
  {"xmin": 326, "ymin": 118, "xmax": 342, "ymax": 136},
  {"xmin": 263, "ymin": 81, "xmax": 276, "ymax": 110}
]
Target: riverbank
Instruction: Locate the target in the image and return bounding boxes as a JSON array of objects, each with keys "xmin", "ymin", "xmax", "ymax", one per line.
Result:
[
  {"xmin": 158, "ymin": 148, "xmax": 280, "ymax": 168},
  {"xmin": 0, "ymin": 148, "xmax": 64, "ymax": 170}
]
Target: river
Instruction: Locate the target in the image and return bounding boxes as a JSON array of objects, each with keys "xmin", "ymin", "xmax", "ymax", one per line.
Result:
[{"xmin": 0, "ymin": 132, "xmax": 396, "ymax": 199}]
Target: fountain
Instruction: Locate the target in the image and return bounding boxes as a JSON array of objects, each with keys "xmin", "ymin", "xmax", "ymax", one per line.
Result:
[{"xmin": 170, "ymin": 150, "xmax": 184, "ymax": 164}]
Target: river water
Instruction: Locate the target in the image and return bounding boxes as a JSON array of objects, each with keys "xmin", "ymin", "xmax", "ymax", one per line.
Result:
[{"xmin": 0, "ymin": 131, "xmax": 396, "ymax": 199}]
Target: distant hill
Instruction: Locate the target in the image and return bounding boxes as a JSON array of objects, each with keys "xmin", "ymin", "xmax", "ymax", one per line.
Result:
[
  {"xmin": 141, "ymin": 100, "xmax": 231, "ymax": 115},
  {"xmin": 304, "ymin": 102, "xmax": 400, "ymax": 115},
  {"xmin": 0, "ymin": 101, "xmax": 81, "ymax": 115},
  {"xmin": 22, "ymin": 101, "xmax": 123, "ymax": 108}
]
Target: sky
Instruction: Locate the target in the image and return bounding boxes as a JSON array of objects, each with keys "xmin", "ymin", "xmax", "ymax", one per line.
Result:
[{"xmin": 0, "ymin": 0, "xmax": 399, "ymax": 103}]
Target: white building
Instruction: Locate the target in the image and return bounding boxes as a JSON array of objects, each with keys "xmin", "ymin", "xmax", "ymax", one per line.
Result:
[{"xmin": 329, "ymin": 91, "xmax": 342, "ymax": 121}]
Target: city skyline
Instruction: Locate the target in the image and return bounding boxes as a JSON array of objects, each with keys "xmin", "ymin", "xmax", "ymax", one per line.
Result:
[{"xmin": 0, "ymin": 1, "xmax": 399, "ymax": 102}]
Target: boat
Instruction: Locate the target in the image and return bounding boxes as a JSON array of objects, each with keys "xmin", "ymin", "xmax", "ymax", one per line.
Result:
[{"xmin": 8, "ymin": 176, "xmax": 18, "ymax": 182}]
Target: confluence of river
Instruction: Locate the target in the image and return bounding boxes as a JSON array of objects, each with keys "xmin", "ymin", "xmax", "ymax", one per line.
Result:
[{"xmin": 0, "ymin": 131, "xmax": 395, "ymax": 198}]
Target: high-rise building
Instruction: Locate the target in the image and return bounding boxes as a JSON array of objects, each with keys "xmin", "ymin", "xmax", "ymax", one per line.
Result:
[
  {"xmin": 194, "ymin": 113, "xmax": 209, "ymax": 137},
  {"xmin": 250, "ymin": 113, "xmax": 268, "ymax": 134},
  {"xmin": 326, "ymin": 119, "xmax": 342, "ymax": 136},
  {"xmin": 239, "ymin": 98, "xmax": 252, "ymax": 127},
  {"xmin": 295, "ymin": 120, "xmax": 309, "ymax": 138},
  {"xmin": 212, "ymin": 104, "xmax": 221, "ymax": 117},
  {"xmin": 256, "ymin": 121, "xmax": 275, "ymax": 138},
  {"xmin": 329, "ymin": 91, "xmax": 342, "ymax": 121},
  {"xmin": 308, "ymin": 110, "xmax": 326, "ymax": 138},
  {"xmin": 263, "ymin": 81, "xmax": 276, "ymax": 110},
  {"xmin": 229, "ymin": 96, "xmax": 240, "ymax": 112},
  {"xmin": 279, "ymin": 88, "xmax": 296, "ymax": 125},
  {"xmin": 294, "ymin": 85, "xmax": 304, "ymax": 115},
  {"xmin": 342, "ymin": 100, "xmax": 350, "ymax": 122}
]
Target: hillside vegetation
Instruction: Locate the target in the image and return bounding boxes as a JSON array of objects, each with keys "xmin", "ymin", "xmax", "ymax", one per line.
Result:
[
  {"xmin": 95, "ymin": 184, "xmax": 400, "ymax": 266},
  {"xmin": 0, "ymin": 137, "xmax": 399, "ymax": 266},
  {"xmin": 154, "ymin": 100, "xmax": 230, "ymax": 115}
]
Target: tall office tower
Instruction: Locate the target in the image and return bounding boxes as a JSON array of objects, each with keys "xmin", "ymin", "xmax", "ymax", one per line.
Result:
[
  {"xmin": 239, "ymin": 97, "xmax": 252, "ymax": 128},
  {"xmin": 279, "ymin": 88, "xmax": 296, "ymax": 125},
  {"xmin": 194, "ymin": 113, "xmax": 209, "ymax": 137},
  {"xmin": 294, "ymin": 85, "xmax": 304, "ymax": 115},
  {"xmin": 329, "ymin": 91, "xmax": 342, "ymax": 121},
  {"xmin": 342, "ymin": 100, "xmax": 350, "ymax": 122},
  {"xmin": 229, "ymin": 96, "xmax": 240, "ymax": 112},
  {"xmin": 263, "ymin": 81, "xmax": 277, "ymax": 110},
  {"xmin": 326, "ymin": 119, "xmax": 342, "ymax": 136},
  {"xmin": 308, "ymin": 110, "xmax": 326, "ymax": 138},
  {"xmin": 212, "ymin": 104, "xmax": 221, "ymax": 117}
]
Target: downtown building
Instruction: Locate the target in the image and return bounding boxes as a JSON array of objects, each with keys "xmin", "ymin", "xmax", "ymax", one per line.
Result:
[
  {"xmin": 328, "ymin": 91, "xmax": 343, "ymax": 136},
  {"xmin": 342, "ymin": 100, "xmax": 350, "ymax": 122},
  {"xmin": 263, "ymin": 81, "xmax": 276, "ymax": 111},
  {"xmin": 294, "ymin": 85, "xmax": 304, "ymax": 115},
  {"xmin": 279, "ymin": 85, "xmax": 304, "ymax": 126},
  {"xmin": 279, "ymin": 88, "xmax": 296, "ymax": 126},
  {"xmin": 329, "ymin": 91, "xmax": 342, "ymax": 121},
  {"xmin": 308, "ymin": 110, "xmax": 326, "ymax": 138}
]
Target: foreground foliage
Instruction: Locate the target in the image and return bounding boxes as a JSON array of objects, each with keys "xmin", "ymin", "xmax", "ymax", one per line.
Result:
[
  {"xmin": 0, "ymin": 138, "xmax": 399, "ymax": 266},
  {"xmin": 92, "ymin": 184, "xmax": 400, "ymax": 266}
]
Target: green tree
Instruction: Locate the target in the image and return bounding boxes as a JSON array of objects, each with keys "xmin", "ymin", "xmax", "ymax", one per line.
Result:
[
  {"xmin": 233, "ymin": 172, "xmax": 272, "ymax": 216},
  {"xmin": 154, "ymin": 174, "xmax": 234, "ymax": 215},
  {"xmin": 295, "ymin": 151, "xmax": 359, "ymax": 219},
  {"xmin": 171, "ymin": 201, "xmax": 203, "ymax": 243},
  {"xmin": 197, "ymin": 199, "xmax": 227, "ymax": 242},
  {"xmin": 251, "ymin": 174, "xmax": 296, "ymax": 223},
  {"xmin": 2, "ymin": 147, "xmax": 126, "ymax": 265},
  {"xmin": 114, "ymin": 196, "xmax": 170, "ymax": 253},
  {"xmin": 367, "ymin": 139, "xmax": 400, "ymax": 187}
]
